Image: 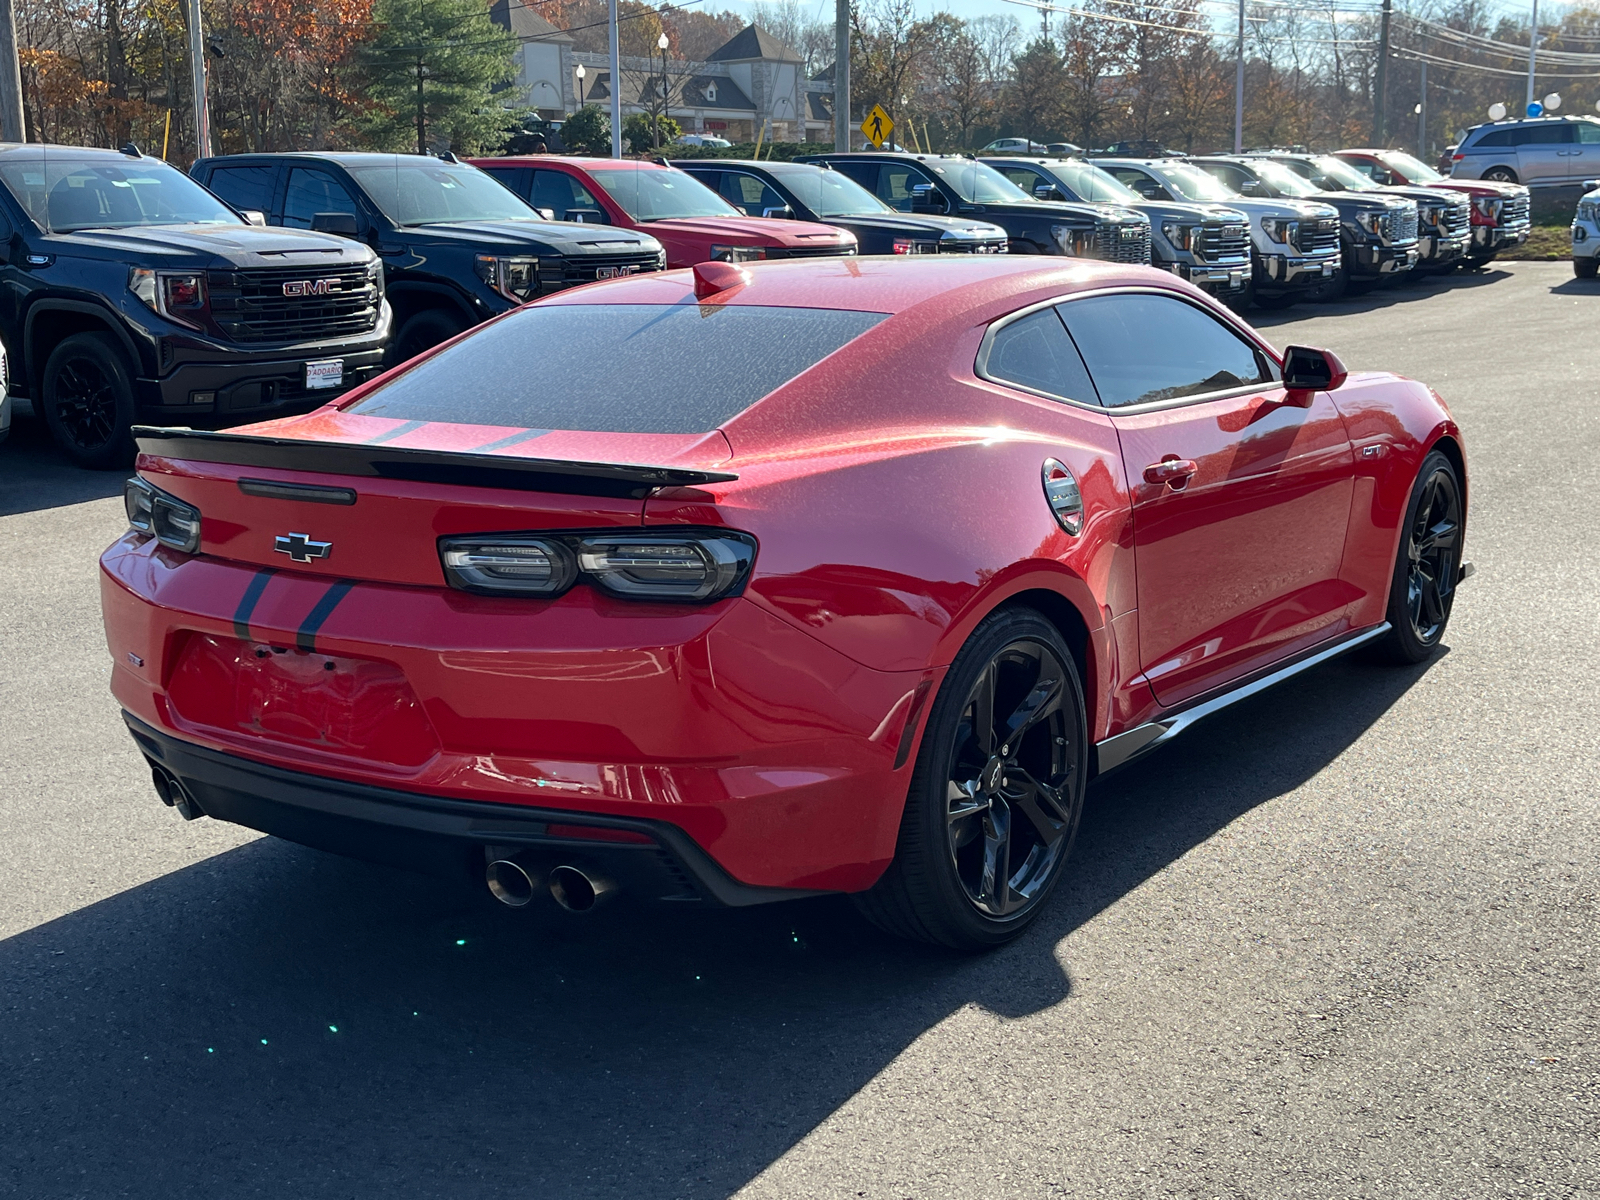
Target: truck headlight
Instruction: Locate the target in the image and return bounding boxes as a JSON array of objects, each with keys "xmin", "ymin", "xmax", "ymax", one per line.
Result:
[
  {"xmin": 1578, "ymin": 199, "xmax": 1598, "ymax": 221},
  {"xmin": 128, "ymin": 268, "xmax": 206, "ymax": 329},
  {"xmin": 1473, "ymin": 196, "xmax": 1503, "ymax": 219},
  {"xmin": 1051, "ymin": 224, "xmax": 1096, "ymax": 256},
  {"xmin": 1357, "ymin": 211, "xmax": 1384, "ymax": 236},
  {"xmin": 1260, "ymin": 218, "xmax": 1297, "ymax": 244},
  {"xmin": 1160, "ymin": 222, "xmax": 1196, "ymax": 251},
  {"xmin": 474, "ymin": 255, "xmax": 541, "ymax": 303},
  {"xmin": 709, "ymin": 245, "xmax": 766, "ymax": 263}
]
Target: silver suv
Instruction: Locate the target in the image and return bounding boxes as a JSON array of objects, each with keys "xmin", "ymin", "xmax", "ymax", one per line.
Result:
[{"xmin": 1450, "ymin": 116, "xmax": 1600, "ymax": 186}]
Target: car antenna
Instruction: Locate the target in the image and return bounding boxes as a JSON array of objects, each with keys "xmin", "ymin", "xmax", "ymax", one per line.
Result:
[
  {"xmin": 437, "ymin": 150, "xmax": 459, "ymax": 163},
  {"xmin": 653, "ymin": 156, "xmax": 669, "ymax": 167},
  {"xmin": 119, "ymin": 142, "xmax": 141, "ymax": 158}
]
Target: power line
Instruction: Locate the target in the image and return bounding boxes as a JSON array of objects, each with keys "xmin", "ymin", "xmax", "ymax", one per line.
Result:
[{"xmin": 1393, "ymin": 44, "xmax": 1600, "ymax": 78}]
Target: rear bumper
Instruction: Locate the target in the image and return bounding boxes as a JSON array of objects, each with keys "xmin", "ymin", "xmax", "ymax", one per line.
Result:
[
  {"xmin": 100, "ymin": 534, "xmax": 924, "ymax": 893},
  {"xmin": 125, "ymin": 713, "xmax": 817, "ymax": 905}
]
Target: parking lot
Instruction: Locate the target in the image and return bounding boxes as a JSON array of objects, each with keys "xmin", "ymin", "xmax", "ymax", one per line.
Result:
[{"xmin": 1, "ymin": 260, "xmax": 1596, "ymax": 1198}]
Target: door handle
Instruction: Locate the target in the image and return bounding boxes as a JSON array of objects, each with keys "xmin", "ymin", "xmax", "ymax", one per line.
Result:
[{"xmin": 1143, "ymin": 457, "xmax": 1198, "ymax": 488}]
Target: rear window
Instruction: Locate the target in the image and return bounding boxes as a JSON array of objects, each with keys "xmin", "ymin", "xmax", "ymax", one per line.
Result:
[{"xmin": 346, "ymin": 304, "xmax": 887, "ymax": 434}]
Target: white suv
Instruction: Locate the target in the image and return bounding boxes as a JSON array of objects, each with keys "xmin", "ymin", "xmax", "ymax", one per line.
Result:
[{"xmin": 1572, "ymin": 179, "xmax": 1600, "ymax": 278}]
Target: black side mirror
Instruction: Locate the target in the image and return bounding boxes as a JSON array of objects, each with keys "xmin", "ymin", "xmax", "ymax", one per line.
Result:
[
  {"xmin": 564, "ymin": 208, "xmax": 605, "ymax": 223},
  {"xmin": 1282, "ymin": 344, "xmax": 1348, "ymax": 392},
  {"xmin": 909, "ymin": 183, "xmax": 947, "ymax": 212},
  {"xmin": 310, "ymin": 211, "xmax": 358, "ymax": 237},
  {"xmin": 1033, "ymin": 183, "xmax": 1064, "ymax": 202},
  {"xmin": 761, "ymin": 205, "xmax": 794, "ymax": 219},
  {"xmin": 1239, "ymin": 179, "xmax": 1264, "ymax": 195}
]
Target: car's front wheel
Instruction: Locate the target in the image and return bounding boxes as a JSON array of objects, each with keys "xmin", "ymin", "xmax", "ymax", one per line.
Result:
[
  {"xmin": 1374, "ymin": 449, "xmax": 1464, "ymax": 664},
  {"xmin": 1483, "ymin": 166, "xmax": 1518, "ymax": 184},
  {"xmin": 855, "ymin": 607, "xmax": 1088, "ymax": 951},
  {"xmin": 387, "ymin": 309, "xmax": 466, "ymax": 368},
  {"xmin": 40, "ymin": 332, "xmax": 136, "ymax": 469}
]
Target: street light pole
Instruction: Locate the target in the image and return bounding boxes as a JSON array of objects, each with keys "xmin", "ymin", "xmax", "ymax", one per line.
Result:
[
  {"xmin": 1375, "ymin": 0, "xmax": 1391, "ymax": 144},
  {"xmin": 0, "ymin": 0, "xmax": 25, "ymax": 142},
  {"xmin": 576, "ymin": 62, "xmax": 585, "ymax": 108},
  {"xmin": 834, "ymin": 0, "xmax": 850, "ymax": 152},
  {"xmin": 1417, "ymin": 60, "xmax": 1427, "ymax": 157},
  {"xmin": 1233, "ymin": 0, "xmax": 1244, "ymax": 153},
  {"xmin": 186, "ymin": 0, "xmax": 210, "ymax": 157},
  {"xmin": 1526, "ymin": 0, "xmax": 1540, "ymax": 110},
  {"xmin": 607, "ymin": 0, "xmax": 622, "ymax": 157},
  {"xmin": 658, "ymin": 32, "xmax": 670, "ymax": 148}
]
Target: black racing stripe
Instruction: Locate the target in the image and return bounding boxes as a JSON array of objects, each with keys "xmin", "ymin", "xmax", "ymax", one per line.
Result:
[
  {"xmin": 472, "ymin": 428, "xmax": 551, "ymax": 452},
  {"xmin": 366, "ymin": 420, "xmax": 427, "ymax": 445},
  {"xmin": 233, "ymin": 569, "xmax": 278, "ymax": 641},
  {"xmin": 296, "ymin": 580, "xmax": 358, "ymax": 653}
]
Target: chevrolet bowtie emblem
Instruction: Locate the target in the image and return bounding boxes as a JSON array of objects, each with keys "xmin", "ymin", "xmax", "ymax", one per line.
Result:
[{"xmin": 274, "ymin": 532, "xmax": 332, "ymax": 563}]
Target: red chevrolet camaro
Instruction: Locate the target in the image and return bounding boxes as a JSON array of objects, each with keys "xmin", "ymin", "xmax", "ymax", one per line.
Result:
[{"xmin": 101, "ymin": 256, "xmax": 1467, "ymax": 949}]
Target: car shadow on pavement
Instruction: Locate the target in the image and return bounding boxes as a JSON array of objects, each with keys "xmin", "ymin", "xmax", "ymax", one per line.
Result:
[
  {"xmin": 0, "ymin": 648, "xmax": 1443, "ymax": 1199},
  {"xmin": 1248, "ymin": 266, "xmax": 1512, "ymax": 327},
  {"xmin": 0, "ymin": 410, "xmax": 126, "ymax": 517},
  {"xmin": 1545, "ymin": 275, "xmax": 1600, "ymax": 294}
]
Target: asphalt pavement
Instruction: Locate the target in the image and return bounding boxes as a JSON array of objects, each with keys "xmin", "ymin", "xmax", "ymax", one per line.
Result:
[{"xmin": 1, "ymin": 262, "xmax": 1596, "ymax": 1199}]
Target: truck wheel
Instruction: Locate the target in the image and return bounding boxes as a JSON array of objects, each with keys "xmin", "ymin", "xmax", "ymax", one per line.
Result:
[
  {"xmin": 1252, "ymin": 290, "xmax": 1297, "ymax": 310},
  {"xmin": 1305, "ymin": 266, "xmax": 1348, "ymax": 302},
  {"xmin": 40, "ymin": 332, "xmax": 136, "ymax": 470},
  {"xmin": 853, "ymin": 607, "xmax": 1088, "ymax": 951},
  {"xmin": 387, "ymin": 309, "xmax": 466, "ymax": 368},
  {"xmin": 1466, "ymin": 252, "xmax": 1497, "ymax": 270},
  {"xmin": 1575, "ymin": 258, "xmax": 1598, "ymax": 279},
  {"xmin": 1482, "ymin": 166, "xmax": 1518, "ymax": 184}
]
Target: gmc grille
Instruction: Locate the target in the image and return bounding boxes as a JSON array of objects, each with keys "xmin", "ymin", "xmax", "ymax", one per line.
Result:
[
  {"xmin": 1381, "ymin": 207, "xmax": 1419, "ymax": 245},
  {"xmin": 1196, "ymin": 222, "xmax": 1250, "ymax": 264},
  {"xmin": 1095, "ymin": 220, "xmax": 1152, "ymax": 264},
  {"xmin": 1442, "ymin": 203, "xmax": 1471, "ymax": 238},
  {"xmin": 208, "ymin": 265, "xmax": 378, "ymax": 345},
  {"xmin": 1294, "ymin": 219, "xmax": 1340, "ymax": 256},
  {"xmin": 555, "ymin": 251, "xmax": 664, "ymax": 286},
  {"xmin": 1500, "ymin": 193, "xmax": 1531, "ymax": 230},
  {"xmin": 939, "ymin": 238, "xmax": 1008, "ymax": 254}
]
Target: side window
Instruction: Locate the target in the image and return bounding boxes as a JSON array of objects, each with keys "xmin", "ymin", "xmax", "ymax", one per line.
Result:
[
  {"xmin": 1579, "ymin": 122, "xmax": 1600, "ymax": 144},
  {"xmin": 1060, "ymin": 293, "xmax": 1274, "ymax": 408},
  {"xmin": 530, "ymin": 169, "xmax": 604, "ymax": 221},
  {"xmin": 830, "ymin": 161, "xmax": 878, "ymax": 192},
  {"xmin": 1474, "ymin": 129, "xmax": 1513, "ymax": 147},
  {"xmin": 719, "ymin": 172, "xmax": 785, "ymax": 216},
  {"xmin": 1346, "ymin": 159, "xmax": 1382, "ymax": 179},
  {"xmin": 877, "ymin": 164, "xmax": 932, "ymax": 211},
  {"xmin": 982, "ymin": 308, "xmax": 1099, "ymax": 405},
  {"xmin": 1107, "ymin": 167, "xmax": 1165, "ymax": 200},
  {"xmin": 205, "ymin": 164, "xmax": 277, "ymax": 214},
  {"xmin": 1202, "ymin": 163, "xmax": 1250, "ymax": 191},
  {"xmin": 1003, "ymin": 167, "xmax": 1045, "ymax": 193},
  {"xmin": 482, "ymin": 166, "xmax": 529, "ymax": 198},
  {"xmin": 282, "ymin": 168, "xmax": 360, "ymax": 230},
  {"xmin": 1522, "ymin": 123, "xmax": 1574, "ymax": 144}
]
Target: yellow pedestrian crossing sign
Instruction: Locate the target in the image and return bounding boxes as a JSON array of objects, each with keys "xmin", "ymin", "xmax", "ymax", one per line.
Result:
[{"xmin": 861, "ymin": 104, "xmax": 894, "ymax": 149}]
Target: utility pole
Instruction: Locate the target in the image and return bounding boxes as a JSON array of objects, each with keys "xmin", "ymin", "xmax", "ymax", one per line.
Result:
[
  {"xmin": 1374, "ymin": 0, "xmax": 1391, "ymax": 144},
  {"xmin": 186, "ymin": 0, "xmax": 210, "ymax": 157},
  {"xmin": 834, "ymin": 0, "xmax": 849, "ymax": 151},
  {"xmin": 1233, "ymin": 0, "xmax": 1244, "ymax": 153},
  {"xmin": 607, "ymin": 0, "xmax": 621, "ymax": 157},
  {"xmin": 415, "ymin": 56, "xmax": 426, "ymax": 155},
  {"xmin": 1417, "ymin": 60, "xmax": 1427, "ymax": 157},
  {"xmin": 1526, "ymin": 0, "xmax": 1540, "ymax": 110},
  {"xmin": 0, "ymin": 0, "xmax": 24, "ymax": 142}
]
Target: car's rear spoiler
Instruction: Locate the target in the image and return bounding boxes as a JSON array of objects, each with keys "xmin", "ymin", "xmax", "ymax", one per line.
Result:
[{"xmin": 132, "ymin": 427, "xmax": 738, "ymax": 499}]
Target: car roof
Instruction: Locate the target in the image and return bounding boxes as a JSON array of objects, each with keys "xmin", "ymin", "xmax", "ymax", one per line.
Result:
[
  {"xmin": 198, "ymin": 152, "xmax": 474, "ymax": 167},
  {"xmin": 539, "ymin": 255, "xmax": 1182, "ymax": 318},
  {"xmin": 0, "ymin": 143, "xmax": 175, "ymax": 162},
  {"xmin": 476, "ymin": 157, "xmax": 665, "ymax": 171}
]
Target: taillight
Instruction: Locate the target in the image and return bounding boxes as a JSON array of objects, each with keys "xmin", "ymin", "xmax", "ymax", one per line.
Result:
[
  {"xmin": 125, "ymin": 477, "xmax": 201, "ymax": 553},
  {"xmin": 1452, "ymin": 154, "xmax": 1464, "ymax": 162},
  {"xmin": 893, "ymin": 238, "xmax": 913, "ymax": 254},
  {"xmin": 439, "ymin": 529, "xmax": 756, "ymax": 602}
]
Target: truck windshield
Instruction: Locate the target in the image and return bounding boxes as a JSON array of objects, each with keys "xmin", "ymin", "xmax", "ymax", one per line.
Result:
[
  {"xmin": 1299, "ymin": 155, "xmax": 1379, "ymax": 191},
  {"xmin": 347, "ymin": 160, "xmax": 540, "ymax": 225},
  {"xmin": 772, "ymin": 166, "xmax": 892, "ymax": 217},
  {"xmin": 1380, "ymin": 151, "xmax": 1444, "ymax": 182},
  {"xmin": 925, "ymin": 160, "xmax": 1032, "ymax": 203},
  {"xmin": 0, "ymin": 156, "xmax": 239, "ymax": 233},
  {"xmin": 1251, "ymin": 161, "xmax": 1322, "ymax": 198},
  {"xmin": 346, "ymin": 304, "xmax": 887, "ymax": 434},
  {"xmin": 1047, "ymin": 161, "xmax": 1143, "ymax": 204},
  {"xmin": 1159, "ymin": 166, "xmax": 1241, "ymax": 203},
  {"xmin": 588, "ymin": 168, "xmax": 740, "ymax": 220}
]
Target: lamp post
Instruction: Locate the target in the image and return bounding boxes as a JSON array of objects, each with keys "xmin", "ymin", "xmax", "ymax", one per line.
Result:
[
  {"xmin": 658, "ymin": 33, "xmax": 670, "ymax": 149},
  {"xmin": 575, "ymin": 62, "xmax": 585, "ymax": 108}
]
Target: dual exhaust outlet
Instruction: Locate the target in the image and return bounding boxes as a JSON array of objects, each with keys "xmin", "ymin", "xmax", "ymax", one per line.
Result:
[
  {"xmin": 487, "ymin": 855, "xmax": 615, "ymax": 914},
  {"xmin": 150, "ymin": 764, "xmax": 204, "ymax": 821}
]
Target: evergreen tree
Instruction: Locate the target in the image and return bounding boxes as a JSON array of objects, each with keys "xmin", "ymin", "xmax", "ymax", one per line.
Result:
[{"xmin": 360, "ymin": 0, "xmax": 520, "ymax": 154}]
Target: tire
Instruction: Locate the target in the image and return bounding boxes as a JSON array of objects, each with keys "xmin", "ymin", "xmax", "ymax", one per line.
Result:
[
  {"xmin": 1483, "ymin": 166, "xmax": 1518, "ymax": 184},
  {"xmin": 386, "ymin": 308, "xmax": 466, "ymax": 368},
  {"xmin": 1373, "ymin": 450, "xmax": 1464, "ymax": 665},
  {"xmin": 1252, "ymin": 290, "xmax": 1298, "ymax": 310},
  {"xmin": 1466, "ymin": 252, "xmax": 1497, "ymax": 270},
  {"xmin": 1304, "ymin": 266, "xmax": 1348, "ymax": 302},
  {"xmin": 854, "ymin": 607, "xmax": 1089, "ymax": 951},
  {"xmin": 1575, "ymin": 257, "xmax": 1598, "ymax": 279},
  {"xmin": 40, "ymin": 332, "xmax": 136, "ymax": 470}
]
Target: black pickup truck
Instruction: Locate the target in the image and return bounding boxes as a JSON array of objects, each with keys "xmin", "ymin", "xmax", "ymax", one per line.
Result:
[
  {"xmin": 193, "ymin": 153, "xmax": 665, "ymax": 363},
  {"xmin": 793, "ymin": 152, "xmax": 1152, "ymax": 263},
  {"xmin": 0, "ymin": 143, "xmax": 389, "ymax": 467}
]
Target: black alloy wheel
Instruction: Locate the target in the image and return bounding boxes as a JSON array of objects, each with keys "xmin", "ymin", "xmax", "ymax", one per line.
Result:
[
  {"xmin": 40, "ymin": 332, "xmax": 136, "ymax": 470},
  {"xmin": 1376, "ymin": 449, "xmax": 1463, "ymax": 664},
  {"xmin": 855, "ymin": 608, "xmax": 1087, "ymax": 950}
]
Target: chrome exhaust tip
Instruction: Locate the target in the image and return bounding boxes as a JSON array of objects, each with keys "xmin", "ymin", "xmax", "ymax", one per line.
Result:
[
  {"xmin": 150, "ymin": 764, "xmax": 204, "ymax": 821},
  {"xmin": 486, "ymin": 857, "xmax": 541, "ymax": 908},
  {"xmin": 548, "ymin": 865, "xmax": 615, "ymax": 913}
]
